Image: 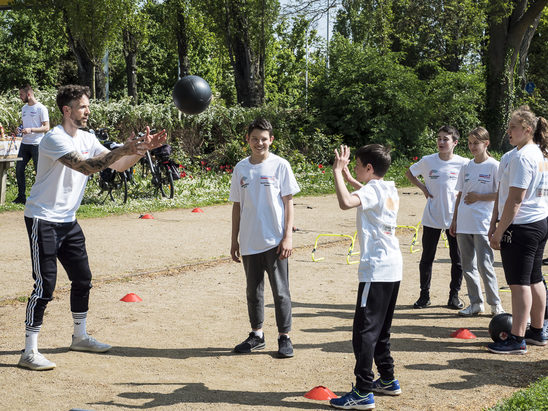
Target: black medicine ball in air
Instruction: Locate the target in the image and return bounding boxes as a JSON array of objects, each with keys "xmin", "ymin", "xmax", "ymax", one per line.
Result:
[
  {"xmin": 172, "ymin": 75, "xmax": 212, "ymax": 115},
  {"xmin": 488, "ymin": 313, "xmax": 513, "ymax": 342}
]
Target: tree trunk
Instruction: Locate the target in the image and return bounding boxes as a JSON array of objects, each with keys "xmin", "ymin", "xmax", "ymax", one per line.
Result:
[
  {"xmin": 224, "ymin": 0, "xmax": 264, "ymax": 107},
  {"xmin": 175, "ymin": 6, "xmax": 190, "ymax": 77},
  {"xmin": 517, "ymin": 14, "xmax": 541, "ymax": 89},
  {"xmin": 485, "ymin": 0, "xmax": 547, "ymax": 150},
  {"xmin": 66, "ymin": 26, "xmax": 94, "ymax": 91},
  {"xmin": 123, "ymin": 28, "xmax": 139, "ymax": 104}
]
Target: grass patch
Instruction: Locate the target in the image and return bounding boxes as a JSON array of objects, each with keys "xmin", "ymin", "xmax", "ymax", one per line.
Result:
[{"xmin": 486, "ymin": 376, "xmax": 548, "ymax": 411}]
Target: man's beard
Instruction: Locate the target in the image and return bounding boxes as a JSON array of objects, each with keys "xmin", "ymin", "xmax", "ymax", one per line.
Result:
[{"xmin": 73, "ymin": 118, "xmax": 87, "ymax": 128}]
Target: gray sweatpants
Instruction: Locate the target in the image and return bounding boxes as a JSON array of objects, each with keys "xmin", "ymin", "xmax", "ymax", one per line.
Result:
[
  {"xmin": 456, "ymin": 233, "xmax": 501, "ymax": 306},
  {"xmin": 242, "ymin": 246, "xmax": 292, "ymax": 333}
]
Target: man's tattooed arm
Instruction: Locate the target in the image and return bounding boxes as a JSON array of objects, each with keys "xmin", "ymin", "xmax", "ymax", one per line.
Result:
[{"xmin": 58, "ymin": 148, "xmax": 129, "ymax": 176}]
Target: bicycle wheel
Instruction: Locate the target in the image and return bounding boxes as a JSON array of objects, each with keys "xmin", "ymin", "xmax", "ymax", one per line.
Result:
[
  {"xmin": 156, "ymin": 163, "xmax": 175, "ymax": 199},
  {"xmin": 107, "ymin": 171, "xmax": 128, "ymax": 204}
]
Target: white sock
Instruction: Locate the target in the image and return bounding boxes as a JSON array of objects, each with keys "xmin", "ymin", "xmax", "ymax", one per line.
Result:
[
  {"xmin": 252, "ymin": 330, "xmax": 263, "ymax": 338},
  {"xmin": 24, "ymin": 326, "xmax": 40, "ymax": 353},
  {"xmin": 72, "ymin": 312, "xmax": 88, "ymax": 338}
]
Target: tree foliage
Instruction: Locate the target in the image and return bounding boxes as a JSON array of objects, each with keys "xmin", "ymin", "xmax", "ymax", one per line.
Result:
[{"xmin": 0, "ymin": 0, "xmax": 547, "ymax": 159}]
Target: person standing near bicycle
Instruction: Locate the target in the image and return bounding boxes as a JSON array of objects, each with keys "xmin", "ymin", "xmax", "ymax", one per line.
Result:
[
  {"xmin": 14, "ymin": 84, "xmax": 50, "ymax": 204},
  {"xmin": 19, "ymin": 85, "xmax": 166, "ymax": 371}
]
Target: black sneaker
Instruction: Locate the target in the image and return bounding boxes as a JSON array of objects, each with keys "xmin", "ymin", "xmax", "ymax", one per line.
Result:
[
  {"xmin": 234, "ymin": 332, "xmax": 265, "ymax": 353},
  {"xmin": 447, "ymin": 293, "xmax": 464, "ymax": 310},
  {"xmin": 277, "ymin": 335, "xmax": 294, "ymax": 358},
  {"xmin": 413, "ymin": 294, "xmax": 431, "ymax": 309},
  {"xmin": 524, "ymin": 327, "xmax": 547, "ymax": 346},
  {"xmin": 13, "ymin": 196, "xmax": 26, "ymax": 204}
]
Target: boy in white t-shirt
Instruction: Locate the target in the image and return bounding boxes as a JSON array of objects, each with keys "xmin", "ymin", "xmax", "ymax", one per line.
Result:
[
  {"xmin": 14, "ymin": 84, "xmax": 50, "ymax": 204},
  {"xmin": 329, "ymin": 144, "xmax": 402, "ymax": 410},
  {"xmin": 405, "ymin": 125, "xmax": 468, "ymax": 310},
  {"xmin": 229, "ymin": 118, "xmax": 300, "ymax": 358}
]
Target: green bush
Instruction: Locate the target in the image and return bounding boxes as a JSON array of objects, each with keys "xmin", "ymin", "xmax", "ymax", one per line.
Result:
[
  {"xmin": 425, "ymin": 69, "xmax": 485, "ymax": 138},
  {"xmin": 310, "ymin": 36, "xmax": 428, "ymax": 159}
]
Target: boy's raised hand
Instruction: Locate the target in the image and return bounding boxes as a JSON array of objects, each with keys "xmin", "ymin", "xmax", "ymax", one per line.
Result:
[{"xmin": 333, "ymin": 145, "xmax": 350, "ymax": 172}]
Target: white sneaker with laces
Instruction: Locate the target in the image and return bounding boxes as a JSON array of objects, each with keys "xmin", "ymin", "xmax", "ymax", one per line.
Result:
[
  {"xmin": 18, "ymin": 349, "xmax": 56, "ymax": 371},
  {"xmin": 69, "ymin": 335, "xmax": 111, "ymax": 353},
  {"xmin": 491, "ymin": 304, "xmax": 505, "ymax": 316},
  {"xmin": 458, "ymin": 303, "xmax": 484, "ymax": 316}
]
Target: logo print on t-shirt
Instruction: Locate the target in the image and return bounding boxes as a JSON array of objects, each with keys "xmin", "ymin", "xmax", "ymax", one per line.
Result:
[
  {"xmin": 479, "ymin": 173, "xmax": 491, "ymax": 184},
  {"xmin": 260, "ymin": 176, "xmax": 276, "ymax": 187},
  {"xmin": 240, "ymin": 176, "xmax": 249, "ymax": 188},
  {"xmin": 429, "ymin": 169, "xmax": 440, "ymax": 179}
]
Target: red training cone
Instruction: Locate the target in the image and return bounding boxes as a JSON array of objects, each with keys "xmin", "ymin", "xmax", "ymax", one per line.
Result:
[
  {"xmin": 120, "ymin": 293, "xmax": 143, "ymax": 302},
  {"xmin": 191, "ymin": 208, "xmax": 204, "ymax": 213},
  {"xmin": 304, "ymin": 386, "xmax": 337, "ymax": 400},
  {"xmin": 139, "ymin": 214, "xmax": 154, "ymax": 219},
  {"xmin": 450, "ymin": 328, "xmax": 476, "ymax": 339}
]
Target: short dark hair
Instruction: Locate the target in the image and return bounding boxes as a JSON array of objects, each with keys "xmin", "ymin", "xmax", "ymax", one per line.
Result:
[
  {"xmin": 56, "ymin": 85, "xmax": 91, "ymax": 114},
  {"xmin": 355, "ymin": 144, "xmax": 392, "ymax": 177},
  {"xmin": 19, "ymin": 84, "xmax": 32, "ymax": 92},
  {"xmin": 247, "ymin": 118, "xmax": 273, "ymax": 137},
  {"xmin": 438, "ymin": 125, "xmax": 460, "ymax": 141}
]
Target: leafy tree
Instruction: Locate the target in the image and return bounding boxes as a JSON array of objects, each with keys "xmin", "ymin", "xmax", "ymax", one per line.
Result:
[
  {"xmin": 485, "ymin": 0, "xmax": 548, "ymax": 150},
  {"xmin": 265, "ymin": 15, "xmax": 323, "ymax": 108},
  {"xmin": 120, "ymin": 0, "xmax": 152, "ymax": 105},
  {"xmin": 0, "ymin": 7, "xmax": 67, "ymax": 91},
  {"xmin": 311, "ymin": 35, "xmax": 427, "ymax": 157},
  {"xmin": 204, "ymin": 0, "xmax": 279, "ymax": 107},
  {"xmin": 334, "ymin": 0, "xmax": 486, "ymax": 76}
]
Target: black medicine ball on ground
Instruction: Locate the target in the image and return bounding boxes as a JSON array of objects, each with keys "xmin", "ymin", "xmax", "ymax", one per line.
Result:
[
  {"xmin": 488, "ymin": 313, "xmax": 513, "ymax": 342},
  {"xmin": 172, "ymin": 75, "xmax": 212, "ymax": 115}
]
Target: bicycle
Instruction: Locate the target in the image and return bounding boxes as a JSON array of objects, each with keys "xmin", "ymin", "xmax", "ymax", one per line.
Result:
[
  {"xmin": 137, "ymin": 132, "xmax": 176, "ymax": 199},
  {"xmin": 91, "ymin": 128, "xmax": 132, "ymax": 205}
]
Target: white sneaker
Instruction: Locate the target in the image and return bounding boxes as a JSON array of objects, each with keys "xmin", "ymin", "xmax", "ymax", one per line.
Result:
[
  {"xmin": 18, "ymin": 349, "xmax": 56, "ymax": 371},
  {"xmin": 491, "ymin": 304, "xmax": 505, "ymax": 316},
  {"xmin": 69, "ymin": 335, "xmax": 111, "ymax": 353},
  {"xmin": 458, "ymin": 303, "xmax": 484, "ymax": 316}
]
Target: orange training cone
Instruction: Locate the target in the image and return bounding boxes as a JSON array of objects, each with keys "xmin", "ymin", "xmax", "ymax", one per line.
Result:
[
  {"xmin": 120, "ymin": 293, "xmax": 143, "ymax": 302},
  {"xmin": 191, "ymin": 208, "xmax": 204, "ymax": 213},
  {"xmin": 304, "ymin": 386, "xmax": 337, "ymax": 400},
  {"xmin": 450, "ymin": 328, "xmax": 476, "ymax": 339},
  {"xmin": 139, "ymin": 214, "xmax": 154, "ymax": 219}
]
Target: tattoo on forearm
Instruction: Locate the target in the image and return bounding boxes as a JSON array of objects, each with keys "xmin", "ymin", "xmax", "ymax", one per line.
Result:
[{"xmin": 58, "ymin": 149, "xmax": 125, "ymax": 175}]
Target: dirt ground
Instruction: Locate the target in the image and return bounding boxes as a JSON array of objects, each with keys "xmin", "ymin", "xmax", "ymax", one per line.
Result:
[{"xmin": 0, "ymin": 188, "xmax": 546, "ymax": 411}]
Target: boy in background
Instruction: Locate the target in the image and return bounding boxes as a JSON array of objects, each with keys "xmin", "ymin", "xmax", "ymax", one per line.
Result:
[
  {"xmin": 330, "ymin": 144, "xmax": 402, "ymax": 410},
  {"xmin": 229, "ymin": 118, "xmax": 300, "ymax": 358}
]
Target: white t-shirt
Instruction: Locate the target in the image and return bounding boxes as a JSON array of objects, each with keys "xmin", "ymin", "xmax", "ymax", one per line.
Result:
[
  {"xmin": 353, "ymin": 180, "xmax": 402, "ymax": 282},
  {"xmin": 455, "ymin": 157, "xmax": 499, "ymax": 234},
  {"xmin": 21, "ymin": 102, "xmax": 49, "ymax": 145},
  {"xmin": 24, "ymin": 125, "xmax": 107, "ymax": 222},
  {"xmin": 497, "ymin": 144, "xmax": 548, "ymax": 224},
  {"xmin": 229, "ymin": 153, "xmax": 300, "ymax": 256},
  {"xmin": 409, "ymin": 153, "xmax": 467, "ymax": 229}
]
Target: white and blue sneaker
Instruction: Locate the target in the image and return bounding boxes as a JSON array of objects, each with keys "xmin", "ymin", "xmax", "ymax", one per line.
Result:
[
  {"xmin": 329, "ymin": 384, "xmax": 375, "ymax": 410},
  {"xmin": 371, "ymin": 378, "xmax": 402, "ymax": 396}
]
